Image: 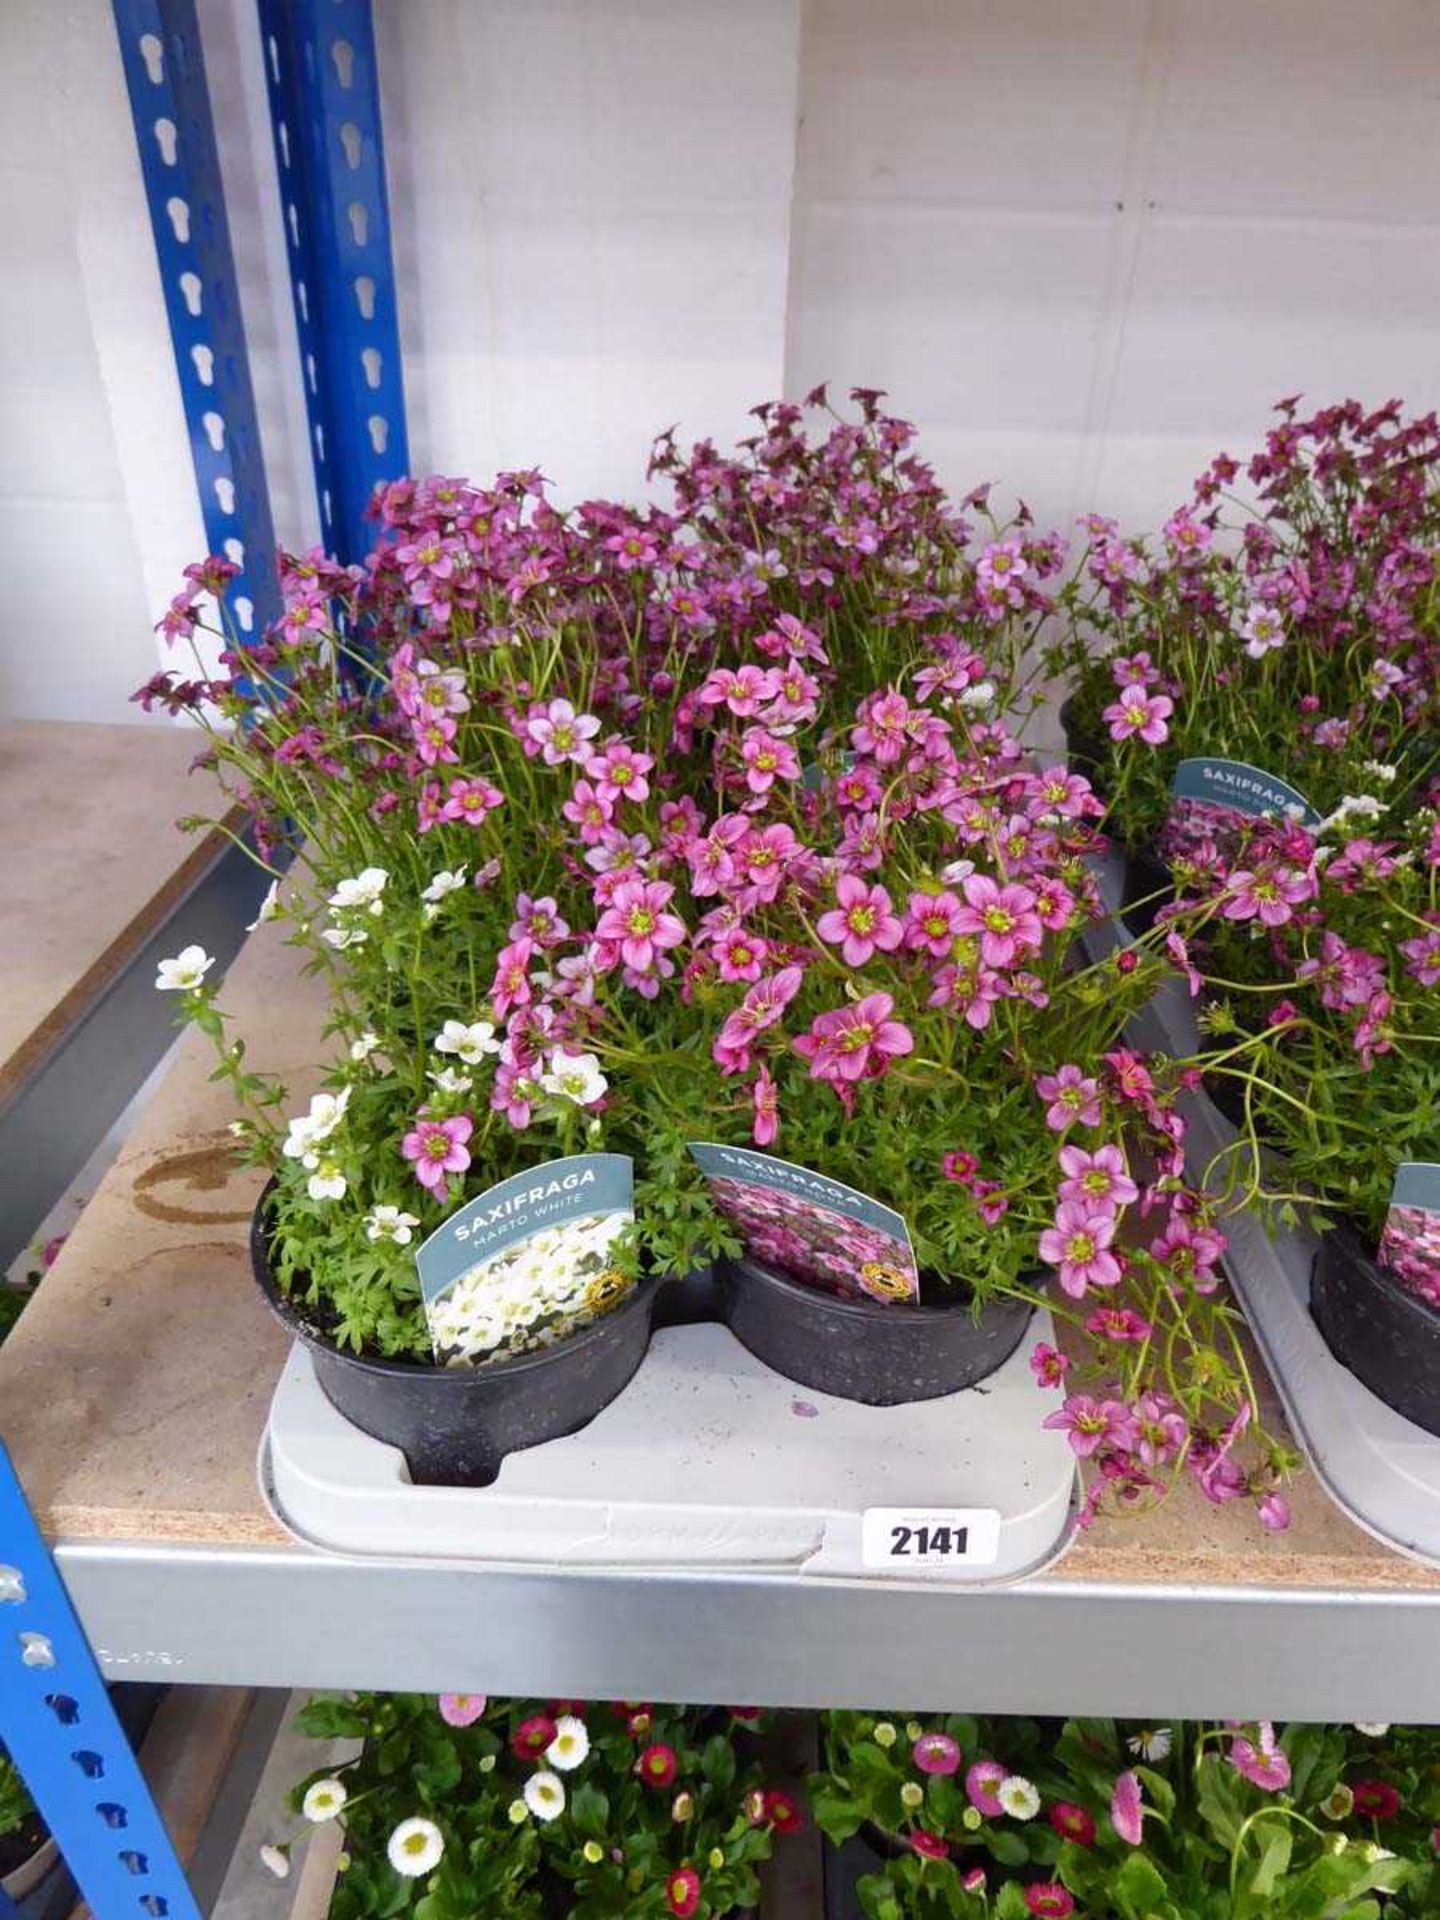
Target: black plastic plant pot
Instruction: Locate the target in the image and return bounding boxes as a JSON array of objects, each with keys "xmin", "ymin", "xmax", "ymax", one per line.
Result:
[
  {"xmin": 1312, "ymin": 1223, "xmax": 1440, "ymax": 1439},
  {"xmin": 716, "ymin": 1256, "xmax": 1032, "ymax": 1406},
  {"xmin": 250, "ymin": 1190, "xmax": 661, "ymax": 1487}
]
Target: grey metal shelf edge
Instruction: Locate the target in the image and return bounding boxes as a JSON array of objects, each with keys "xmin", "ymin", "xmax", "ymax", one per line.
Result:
[{"xmin": 53, "ymin": 1536, "xmax": 1440, "ymax": 1722}]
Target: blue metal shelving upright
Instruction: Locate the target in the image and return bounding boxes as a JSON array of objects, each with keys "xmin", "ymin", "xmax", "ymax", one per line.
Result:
[
  {"xmin": 255, "ymin": 0, "xmax": 410, "ymax": 567},
  {"xmin": 1, "ymin": 1444, "xmax": 200, "ymax": 1920},
  {"xmin": 111, "ymin": 0, "xmax": 281, "ymax": 642},
  {"xmin": 0, "ymin": 5, "xmax": 412, "ymax": 1908}
]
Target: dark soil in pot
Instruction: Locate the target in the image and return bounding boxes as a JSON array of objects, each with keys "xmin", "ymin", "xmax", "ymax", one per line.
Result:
[
  {"xmin": 1312, "ymin": 1222, "xmax": 1440, "ymax": 1437},
  {"xmin": 717, "ymin": 1256, "xmax": 1033, "ymax": 1405},
  {"xmin": 251, "ymin": 1185, "xmax": 660, "ymax": 1486}
]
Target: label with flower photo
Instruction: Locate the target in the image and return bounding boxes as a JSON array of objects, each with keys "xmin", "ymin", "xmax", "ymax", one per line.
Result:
[
  {"xmin": 687, "ymin": 1142, "xmax": 920, "ymax": 1306},
  {"xmin": 415, "ymin": 1152, "xmax": 636, "ymax": 1365},
  {"xmin": 1159, "ymin": 756, "xmax": 1320, "ymax": 864},
  {"xmin": 1378, "ymin": 1163, "xmax": 1440, "ymax": 1311}
]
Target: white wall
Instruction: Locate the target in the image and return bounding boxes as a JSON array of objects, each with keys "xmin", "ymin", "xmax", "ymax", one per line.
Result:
[
  {"xmin": 786, "ymin": 0, "xmax": 1440, "ymax": 532},
  {"xmin": 374, "ymin": 0, "xmax": 804, "ymax": 502},
  {"xmin": 7, "ymin": 0, "xmax": 1440, "ymax": 720}
]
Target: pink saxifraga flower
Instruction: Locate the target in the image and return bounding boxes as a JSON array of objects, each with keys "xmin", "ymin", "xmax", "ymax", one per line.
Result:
[
  {"xmin": 594, "ymin": 879, "xmax": 686, "ymax": 975},
  {"xmin": 1057, "ymin": 1143, "xmax": 1138, "ymax": 1213},
  {"xmin": 751, "ymin": 1065, "xmax": 779, "ymax": 1147},
  {"xmin": 793, "ymin": 993, "xmax": 914, "ymax": 1084},
  {"xmin": 1039, "ymin": 1201, "xmax": 1122, "ymax": 1297},
  {"xmin": 1036, "ymin": 1065, "xmax": 1103, "ymax": 1132},
  {"xmin": 816, "ymin": 875, "xmax": 905, "ymax": 966},
  {"xmin": 953, "ymin": 873, "xmax": 1043, "ymax": 969},
  {"xmin": 1030, "ymin": 1342, "xmax": 1069, "ymax": 1388},
  {"xmin": 1102, "ymin": 685, "xmax": 1172, "ymax": 746},
  {"xmin": 1044, "ymin": 1395, "xmax": 1136, "ymax": 1460},
  {"xmin": 402, "ymin": 1113, "xmax": 473, "ymax": 1193},
  {"xmin": 526, "ymin": 698, "xmax": 600, "ymax": 766}
]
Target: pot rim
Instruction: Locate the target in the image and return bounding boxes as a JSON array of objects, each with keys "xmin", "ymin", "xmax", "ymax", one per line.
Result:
[
  {"xmin": 250, "ymin": 1178, "xmax": 661, "ymax": 1385},
  {"xmin": 722, "ymin": 1250, "xmax": 1038, "ymax": 1324}
]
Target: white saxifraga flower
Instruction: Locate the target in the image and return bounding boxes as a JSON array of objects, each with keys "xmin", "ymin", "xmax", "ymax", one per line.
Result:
[
  {"xmin": 321, "ymin": 926, "xmax": 368, "ymax": 950},
  {"xmin": 349, "ymin": 1030, "xmax": 380, "ymax": 1064},
  {"xmin": 245, "ymin": 879, "xmax": 282, "ymax": 931},
  {"xmin": 996, "ymin": 1776, "xmax": 1040, "ymax": 1821},
  {"xmin": 428, "ymin": 1066, "xmax": 474, "ymax": 1095},
  {"xmin": 365, "ymin": 1204, "xmax": 421, "ymax": 1246},
  {"xmin": 1353, "ymin": 1722, "xmax": 1391, "ymax": 1737},
  {"xmin": 387, "ymin": 1816, "xmax": 444, "ymax": 1878},
  {"xmin": 302, "ymin": 1778, "xmax": 348, "ymax": 1823},
  {"xmin": 545, "ymin": 1715, "xmax": 590, "ymax": 1771},
  {"xmin": 957, "ymin": 679, "xmax": 996, "ymax": 710},
  {"xmin": 1127, "ymin": 1727, "xmax": 1173, "ymax": 1762},
  {"xmin": 328, "ymin": 867, "xmax": 389, "ymax": 914},
  {"xmin": 1318, "ymin": 793, "xmax": 1386, "ymax": 836},
  {"xmin": 307, "ymin": 1162, "xmax": 346, "ymax": 1202},
  {"xmin": 1361, "ymin": 763, "xmax": 1397, "ymax": 785},
  {"xmin": 435, "ymin": 1019, "xmax": 501, "ymax": 1065},
  {"xmin": 422, "ymin": 868, "xmax": 468, "ymax": 903},
  {"xmin": 259, "ymin": 1843, "xmax": 290, "ymax": 1880},
  {"xmin": 523, "ymin": 1771, "xmax": 566, "ymax": 1822},
  {"xmin": 282, "ymin": 1088, "xmax": 351, "ymax": 1167},
  {"xmin": 538, "ymin": 1050, "xmax": 608, "ymax": 1107},
  {"xmin": 155, "ymin": 945, "xmax": 214, "ymax": 992}
]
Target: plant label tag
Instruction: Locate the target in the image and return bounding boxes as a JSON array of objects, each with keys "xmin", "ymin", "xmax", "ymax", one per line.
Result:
[
  {"xmin": 1160, "ymin": 756, "xmax": 1320, "ymax": 864},
  {"xmin": 861, "ymin": 1507, "xmax": 1002, "ymax": 1569},
  {"xmin": 687, "ymin": 1142, "xmax": 920, "ymax": 1305},
  {"xmin": 1379, "ymin": 1163, "xmax": 1440, "ymax": 1309},
  {"xmin": 414, "ymin": 1152, "xmax": 635, "ymax": 1365}
]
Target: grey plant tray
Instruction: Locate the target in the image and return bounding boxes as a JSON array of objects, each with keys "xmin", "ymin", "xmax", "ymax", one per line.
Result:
[{"xmin": 261, "ymin": 1313, "xmax": 1078, "ymax": 1586}]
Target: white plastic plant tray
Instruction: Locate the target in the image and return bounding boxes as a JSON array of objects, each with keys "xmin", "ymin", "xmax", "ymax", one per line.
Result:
[
  {"xmin": 260, "ymin": 1314, "xmax": 1078, "ymax": 1585},
  {"xmin": 1085, "ymin": 847, "xmax": 1440, "ymax": 1569}
]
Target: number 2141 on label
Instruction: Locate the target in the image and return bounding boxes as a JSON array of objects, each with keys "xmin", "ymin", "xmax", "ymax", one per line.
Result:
[{"xmin": 860, "ymin": 1507, "xmax": 1002, "ymax": 1569}]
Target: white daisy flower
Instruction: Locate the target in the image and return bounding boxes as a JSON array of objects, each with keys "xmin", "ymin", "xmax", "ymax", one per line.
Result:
[
  {"xmin": 365, "ymin": 1205, "xmax": 421, "ymax": 1247},
  {"xmin": 523, "ymin": 1771, "xmax": 566, "ymax": 1822},
  {"xmin": 259, "ymin": 1843, "xmax": 290, "ymax": 1879},
  {"xmin": 328, "ymin": 868, "xmax": 389, "ymax": 912},
  {"xmin": 996, "ymin": 1775, "xmax": 1040, "ymax": 1821},
  {"xmin": 538, "ymin": 1050, "xmax": 608, "ymax": 1106},
  {"xmin": 155, "ymin": 945, "xmax": 214, "ymax": 992},
  {"xmin": 545, "ymin": 1715, "xmax": 590, "ymax": 1772},
  {"xmin": 1127, "ymin": 1728, "xmax": 1173, "ymax": 1762},
  {"xmin": 302, "ymin": 1777, "xmax": 348, "ymax": 1822},
  {"xmin": 349, "ymin": 1030, "xmax": 380, "ymax": 1064},
  {"xmin": 245, "ymin": 880, "xmax": 282, "ymax": 931},
  {"xmin": 435, "ymin": 1019, "xmax": 501, "ymax": 1065},
  {"xmin": 386, "ymin": 1816, "xmax": 444, "ymax": 1878},
  {"xmin": 307, "ymin": 1162, "xmax": 346, "ymax": 1202},
  {"xmin": 422, "ymin": 868, "xmax": 468, "ymax": 903}
]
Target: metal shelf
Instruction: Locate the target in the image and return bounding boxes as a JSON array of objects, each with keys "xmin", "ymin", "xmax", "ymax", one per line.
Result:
[{"xmin": 2, "ymin": 922, "xmax": 1439, "ymax": 1726}]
